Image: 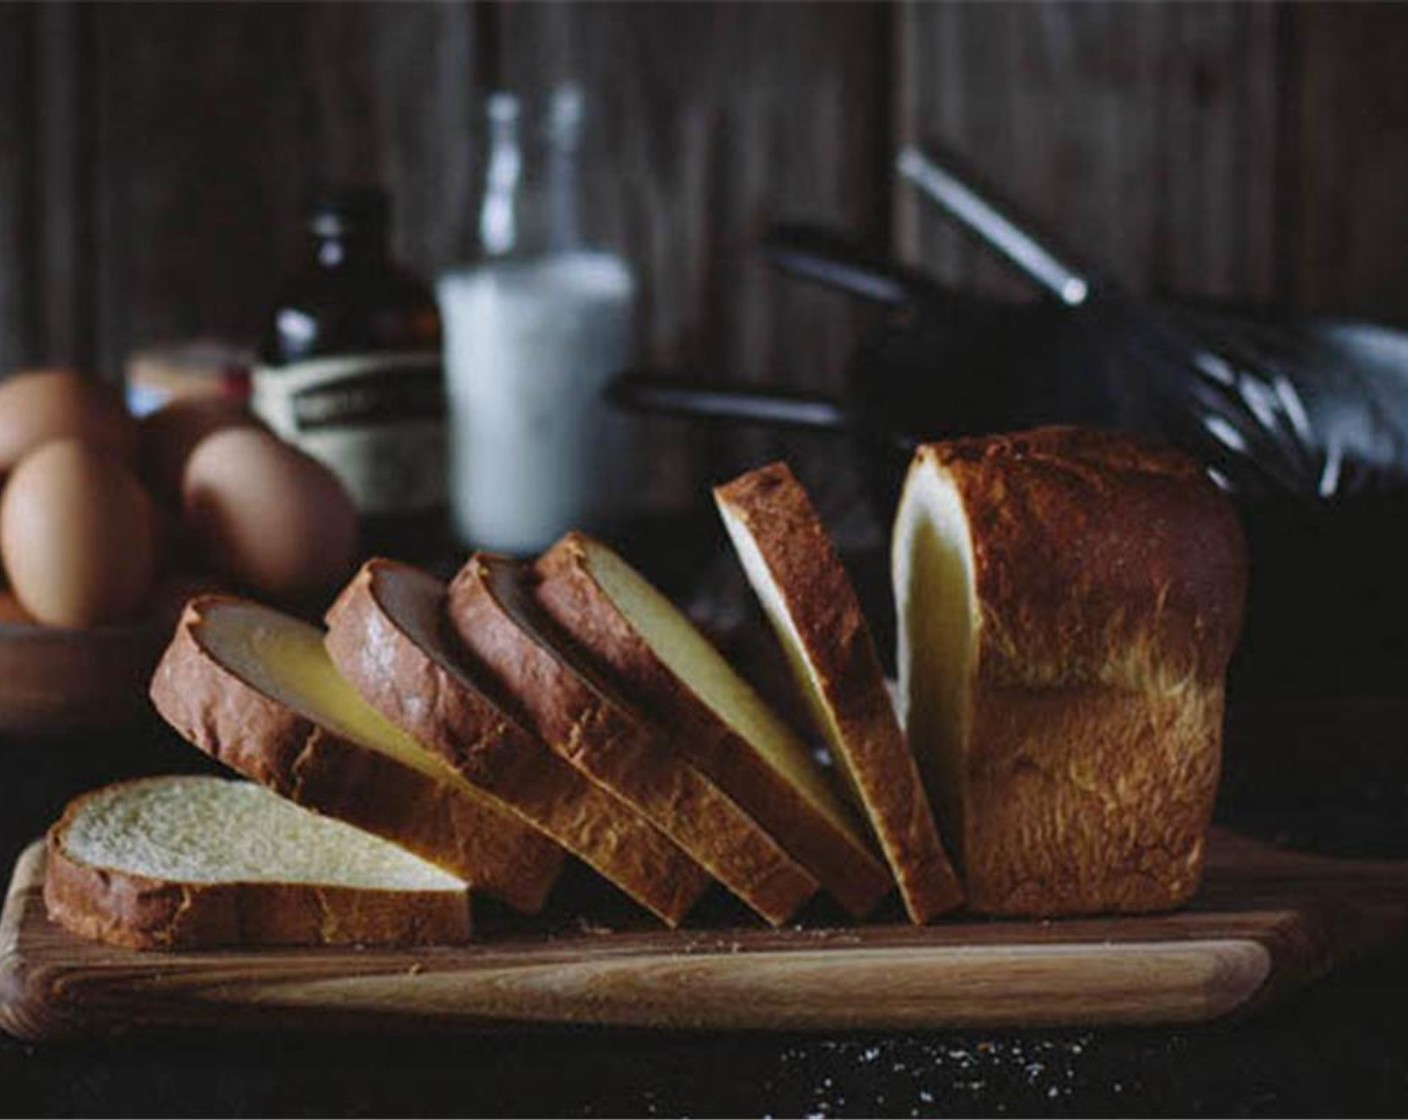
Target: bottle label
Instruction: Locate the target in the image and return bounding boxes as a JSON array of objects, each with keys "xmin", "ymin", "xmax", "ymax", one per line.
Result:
[{"xmin": 252, "ymin": 352, "xmax": 446, "ymax": 516}]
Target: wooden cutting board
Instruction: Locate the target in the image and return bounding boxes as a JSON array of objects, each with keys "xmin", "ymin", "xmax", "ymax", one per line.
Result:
[{"xmin": 5, "ymin": 829, "xmax": 1408, "ymax": 1041}]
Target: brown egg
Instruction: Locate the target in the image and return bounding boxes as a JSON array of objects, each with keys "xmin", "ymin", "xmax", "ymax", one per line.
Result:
[
  {"xmin": 138, "ymin": 396, "xmax": 260, "ymax": 500},
  {"xmin": 181, "ymin": 427, "xmax": 357, "ymax": 601},
  {"xmin": 0, "ymin": 369, "xmax": 140, "ymax": 473},
  {"xmin": 0, "ymin": 439, "xmax": 157, "ymax": 627}
]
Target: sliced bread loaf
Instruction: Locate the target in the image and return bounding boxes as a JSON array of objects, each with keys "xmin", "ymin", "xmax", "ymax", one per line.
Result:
[
  {"xmin": 149, "ymin": 595, "xmax": 563, "ymax": 914},
  {"xmin": 324, "ymin": 559, "xmax": 711, "ymax": 927},
  {"xmin": 445, "ymin": 553, "xmax": 820, "ymax": 926},
  {"xmin": 533, "ymin": 532, "xmax": 891, "ymax": 918},
  {"xmin": 44, "ymin": 775, "xmax": 471, "ymax": 949},
  {"xmin": 892, "ymin": 427, "xmax": 1246, "ymax": 915},
  {"xmin": 715, "ymin": 462, "xmax": 963, "ymax": 923}
]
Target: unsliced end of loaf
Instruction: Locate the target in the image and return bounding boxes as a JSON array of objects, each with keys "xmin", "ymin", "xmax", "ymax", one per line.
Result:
[
  {"xmin": 44, "ymin": 775, "xmax": 471, "ymax": 950},
  {"xmin": 893, "ymin": 429, "xmax": 1243, "ymax": 916}
]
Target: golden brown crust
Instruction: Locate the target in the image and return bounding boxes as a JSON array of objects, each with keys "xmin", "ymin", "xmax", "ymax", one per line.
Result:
[
  {"xmin": 961, "ymin": 682, "xmax": 1221, "ymax": 915},
  {"xmin": 905, "ymin": 427, "xmax": 1245, "ymax": 916},
  {"xmin": 917, "ymin": 427, "xmax": 1247, "ymax": 689},
  {"xmin": 324, "ymin": 560, "xmax": 710, "ymax": 927},
  {"xmin": 445, "ymin": 554, "xmax": 820, "ymax": 927},
  {"xmin": 43, "ymin": 782, "xmax": 471, "ymax": 950},
  {"xmin": 715, "ymin": 464, "xmax": 964, "ymax": 924},
  {"xmin": 533, "ymin": 533, "xmax": 892, "ymax": 918},
  {"xmin": 148, "ymin": 596, "xmax": 561, "ymax": 915}
]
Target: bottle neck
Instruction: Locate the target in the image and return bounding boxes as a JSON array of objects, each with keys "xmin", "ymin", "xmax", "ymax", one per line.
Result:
[
  {"xmin": 480, "ymin": 104, "xmax": 524, "ymax": 257},
  {"xmin": 479, "ymin": 88, "xmax": 586, "ymax": 260}
]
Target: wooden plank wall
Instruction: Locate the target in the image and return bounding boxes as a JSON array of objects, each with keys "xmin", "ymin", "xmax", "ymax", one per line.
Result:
[
  {"xmin": 89, "ymin": 3, "xmax": 482, "ymax": 376},
  {"xmin": 895, "ymin": 3, "xmax": 1283, "ymax": 303},
  {"xmin": 1293, "ymin": 5, "xmax": 1408, "ymax": 320},
  {"xmin": 0, "ymin": 1, "xmax": 1406, "ymax": 519},
  {"xmin": 0, "ymin": 6, "xmax": 35, "ymax": 370}
]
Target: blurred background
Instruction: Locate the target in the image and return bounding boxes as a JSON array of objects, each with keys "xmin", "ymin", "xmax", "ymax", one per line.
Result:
[{"xmin": 3, "ymin": 2, "xmax": 1405, "ymax": 525}]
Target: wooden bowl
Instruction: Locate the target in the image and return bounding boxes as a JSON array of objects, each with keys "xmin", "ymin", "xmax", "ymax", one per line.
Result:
[{"xmin": 0, "ymin": 584, "xmax": 211, "ymax": 736}]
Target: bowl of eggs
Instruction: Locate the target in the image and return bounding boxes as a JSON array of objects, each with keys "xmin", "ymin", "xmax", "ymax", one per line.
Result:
[{"xmin": 0, "ymin": 369, "xmax": 358, "ymax": 734}]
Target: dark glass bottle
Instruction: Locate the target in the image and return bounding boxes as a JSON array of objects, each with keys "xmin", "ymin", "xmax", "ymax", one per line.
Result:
[{"xmin": 255, "ymin": 187, "xmax": 447, "ymax": 559}]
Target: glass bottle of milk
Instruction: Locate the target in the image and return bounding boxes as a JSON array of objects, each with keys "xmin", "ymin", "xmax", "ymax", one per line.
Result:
[{"xmin": 438, "ymin": 87, "xmax": 637, "ymax": 555}]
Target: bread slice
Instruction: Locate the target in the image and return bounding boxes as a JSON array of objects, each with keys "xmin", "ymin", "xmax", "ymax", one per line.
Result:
[
  {"xmin": 893, "ymin": 427, "xmax": 1247, "ymax": 915},
  {"xmin": 44, "ymin": 775, "xmax": 470, "ymax": 950},
  {"xmin": 533, "ymin": 533, "xmax": 892, "ymax": 918},
  {"xmin": 149, "ymin": 595, "xmax": 563, "ymax": 914},
  {"xmin": 324, "ymin": 559, "xmax": 711, "ymax": 927},
  {"xmin": 714, "ymin": 463, "xmax": 963, "ymax": 923},
  {"xmin": 445, "ymin": 554, "xmax": 820, "ymax": 926}
]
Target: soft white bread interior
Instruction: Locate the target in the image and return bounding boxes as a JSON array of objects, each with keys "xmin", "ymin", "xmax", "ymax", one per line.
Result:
[
  {"xmin": 324, "ymin": 559, "xmax": 712, "ymax": 927},
  {"xmin": 57, "ymin": 776, "xmax": 465, "ymax": 890},
  {"xmin": 893, "ymin": 427, "xmax": 1247, "ymax": 916},
  {"xmin": 714, "ymin": 463, "xmax": 963, "ymax": 923},
  {"xmin": 534, "ymin": 533, "xmax": 892, "ymax": 917},
  {"xmin": 44, "ymin": 775, "xmax": 470, "ymax": 949},
  {"xmin": 891, "ymin": 454, "xmax": 977, "ymax": 855},
  {"xmin": 149, "ymin": 596, "xmax": 563, "ymax": 914}
]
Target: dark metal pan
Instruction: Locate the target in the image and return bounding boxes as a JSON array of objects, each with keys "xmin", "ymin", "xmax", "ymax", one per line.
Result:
[{"xmin": 613, "ymin": 224, "xmax": 1408, "ymax": 510}]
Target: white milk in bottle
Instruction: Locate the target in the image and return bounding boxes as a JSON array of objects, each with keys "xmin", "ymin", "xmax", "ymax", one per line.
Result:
[{"xmin": 438, "ymin": 252, "xmax": 635, "ymax": 554}]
